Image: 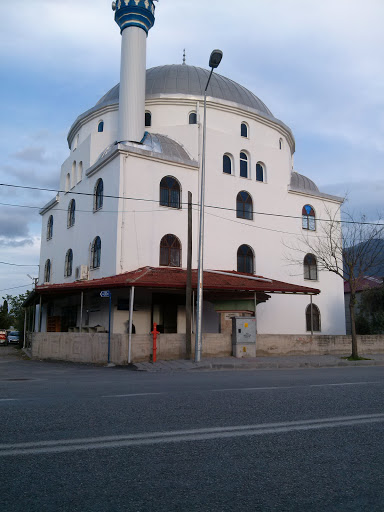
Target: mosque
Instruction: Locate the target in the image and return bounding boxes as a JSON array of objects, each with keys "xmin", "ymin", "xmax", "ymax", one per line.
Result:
[{"xmin": 34, "ymin": 0, "xmax": 346, "ymax": 358}]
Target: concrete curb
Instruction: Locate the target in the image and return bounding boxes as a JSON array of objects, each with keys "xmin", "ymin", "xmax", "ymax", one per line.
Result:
[{"xmin": 133, "ymin": 357, "xmax": 384, "ymax": 372}]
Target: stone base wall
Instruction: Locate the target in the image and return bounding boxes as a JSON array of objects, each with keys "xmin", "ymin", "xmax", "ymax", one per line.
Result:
[
  {"xmin": 256, "ymin": 334, "xmax": 384, "ymax": 356},
  {"xmin": 31, "ymin": 332, "xmax": 384, "ymax": 365}
]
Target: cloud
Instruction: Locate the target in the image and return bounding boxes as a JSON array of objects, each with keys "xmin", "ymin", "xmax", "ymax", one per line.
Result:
[
  {"xmin": 0, "ymin": 209, "xmax": 32, "ymax": 238},
  {"xmin": 11, "ymin": 146, "xmax": 48, "ymax": 164},
  {"xmin": 0, "ymin": 238, "xmax": 34, "ymax": 248}
]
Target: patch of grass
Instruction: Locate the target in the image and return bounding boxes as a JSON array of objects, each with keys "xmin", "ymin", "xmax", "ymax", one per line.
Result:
[{"xmin": 341, "ymin": 356, "xmax": 371, "ymax": 361}]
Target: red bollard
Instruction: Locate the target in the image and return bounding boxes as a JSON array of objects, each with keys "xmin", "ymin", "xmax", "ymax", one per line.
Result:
[{"xmin": 151, "ymin": 322, "xmax": 160, "ymax": 363}]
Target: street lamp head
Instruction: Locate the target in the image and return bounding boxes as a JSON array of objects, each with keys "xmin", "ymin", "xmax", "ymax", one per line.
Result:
[{"xmin": 209, "ymin": 49, "xmax": 223, "ymax": 69}]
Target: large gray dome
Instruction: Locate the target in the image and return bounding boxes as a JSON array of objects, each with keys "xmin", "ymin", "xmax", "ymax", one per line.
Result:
[{"xmin": 96, "ymin": 65, "xmax": 273, "ymax": 116}]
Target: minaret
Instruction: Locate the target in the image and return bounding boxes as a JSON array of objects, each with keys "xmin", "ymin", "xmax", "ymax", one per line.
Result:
[{"xmin": 113, "ymin": 0, "xmax": 156, "ymax": 143}]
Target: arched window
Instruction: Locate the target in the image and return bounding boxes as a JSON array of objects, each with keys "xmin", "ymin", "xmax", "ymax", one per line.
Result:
[
  {"xmin": 77, "ymin": 161, "xmax": 83, "ymax": 183},
  {"xmin": 302, "ymin": 205, "xmax": 316, "ymax": 230},
  {"xmin": 306, "ymin": 304, "xmax": 321, "ymax": 332},
  {"xmin": 279, "ymin": 138, "xmax": 283, "ymax": 150},
  {"xmin": 240, "ymin": 152, "xmax": 248, "ymax": 178},
  {"xmin": 67, "ymin": 199, "xmax": 75, "ymax": 228},
  {"xmin": 44, "ymin": 259, "xmax": 51, "ymax": 283},
  {"xmin": 65, "ymin": 173, "xmax": 70, "ymax": 192},
  {"xmin": 98, "ymin": 121, "xmax": 104, "ymax": 133},
  {"xmin": 237, "ymin": 245, "xmax": 254, "ymax": 274},
  {"xmin": 145, "ymin": 111, "xmax": 152, "ymax": 127},
  {"xmin": 189, "ymin": 112, "xmax": 197, "ymax": 125},
  {"xmin": 304, "ymin": 254, "xmax": 318, "ymax": 280},
  {"xmin": 256, "ymin": 163, "xmax": 264, "ymax": 182},
  {"xmin": 65, "ymin": 249, "xmax": 73, "ymax": 277},
  {"xmin": 47, "ymin": 215, "xmax": 53, "ymax": 240},
  {"xmin": 236, "ymin": 191, "xmax": 253, "ymax": 220},
  {"xmin": 71, "ymin": 161, "xmax": 76, "ymax": 188},
  {"xmin": 94, "ymin": 179, "xmax": 103, "ymax": 211},
  {"xmin": 160, "ymin": 176, "xmax": 180, "ymax": 209},
  {"xmin": 160, "ymin": 234, "xmax": 181, "ymax": 267},
  {"xmin": 91, "ymin": 236, "xmax": 101, "ymax": 269},
  {"xmin": 73, "ymin": 134, "xmax": 79, "ymax": 151},
  {"xmin": 223, "ymin": 154, "xmax": 232, "ymax": 175},
  {"xmin": 241, "ymin": 122, "xmax": 248, "ymax": 138}
]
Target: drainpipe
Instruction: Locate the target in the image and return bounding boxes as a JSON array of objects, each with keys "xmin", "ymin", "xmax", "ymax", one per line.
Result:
[
  {"xmin": 79, "ymin": 291, "xmax": 84, "ymax": 332},
  {"xmin": 310, "ymin": 295, "xmax": 314, "ymax": 336},
  {"xmin": 38, "ymin": 296, "xmax": 42, "ymax": 332}
]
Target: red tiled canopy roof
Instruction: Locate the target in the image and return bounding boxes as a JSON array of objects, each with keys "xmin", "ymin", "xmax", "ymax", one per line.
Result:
[{"xmin": 36, "ymin": 267, "xmax": 320, "ymax": 295}]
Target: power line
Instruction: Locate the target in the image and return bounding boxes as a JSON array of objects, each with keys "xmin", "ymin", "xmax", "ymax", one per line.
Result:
[
  {"xmin": 1, "ymin": 181, "xmax": 384, "ymax": 227},
  {"xmin": 0, "ymin": 261, "xmax": 38, "ymax": 267},
  {"xmin": 0, "ymin": 284, "xmax": 32, "ymax": 292}
]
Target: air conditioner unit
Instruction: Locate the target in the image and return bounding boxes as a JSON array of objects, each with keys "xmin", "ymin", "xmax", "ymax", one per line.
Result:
[{"xmin": 75, "ymin": 265, "xmax": 89, "ymax": 281}]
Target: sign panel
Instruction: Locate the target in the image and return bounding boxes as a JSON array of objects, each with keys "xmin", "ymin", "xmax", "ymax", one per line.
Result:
[{"xmin": 100, "ymin": 290, "xmax": 111, "ymax": 298}]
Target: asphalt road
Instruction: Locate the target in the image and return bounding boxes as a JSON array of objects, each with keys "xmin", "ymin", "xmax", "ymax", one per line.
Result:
[{"xmin": 1, "ymin": 349, "xmax": 384, "ymax": 511}]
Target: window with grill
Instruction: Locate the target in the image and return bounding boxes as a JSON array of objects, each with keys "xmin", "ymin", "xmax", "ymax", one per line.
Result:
[
  {"xmin": 237, "ymin": 245, "xmax": 254, "ymax": 274},
  {"xmin": 47, "ymin": 215, "xmax": 53, "ymax": 240},
  {"xmin": 160, "ymin": 234, "xmax": 181, "ymax": 267},
  {"xmin": 67, "ymin": 199, "xmax": 75, "ymax": 228},
  {"xmin": 304, "ymin": 254, "xmax": 318, "ymax": 280},
  {"xmin": 94, "ymin": 179, "xmax": 103, "ymax": 212},
  {"xmin": 65, "ymin": 249, "xmax": 73, "ymax": 277},
  {"xmin": 44, "ymin": 259, "xmax": 51, "ymax": 283},
  {"xmin": 91, "ymin": 236, "xmax": 101, "ymax": 269},
  {"xmin": 306, "ymin": 304, "xmax": 321, "ymax": 332},
  {"xmin": 240, "ymin": 152, "xmax": 248, "ymax": 178},
  {"xmin": 236, "ymin": 191, "xmax": 253, "ymax": 220},
  {"xmin": 302, "ymin": 204, "xmax": 316, "ymax": 230},
  {"xmin": 160, "ymin": 177, "xmax": 181, "ymax": 209}
]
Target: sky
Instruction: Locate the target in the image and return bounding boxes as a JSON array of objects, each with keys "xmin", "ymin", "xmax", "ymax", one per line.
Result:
[{"xmin": 0, "ymin": 0, "xmax": 383, "ymax": 297}]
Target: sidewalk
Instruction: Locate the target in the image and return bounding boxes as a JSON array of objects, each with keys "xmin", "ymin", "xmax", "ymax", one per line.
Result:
[{"xmin": 133, "ymin": 354, "xmax": 384, "ymax": 372}]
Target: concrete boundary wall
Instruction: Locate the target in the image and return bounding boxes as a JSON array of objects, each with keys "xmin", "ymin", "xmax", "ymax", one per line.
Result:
[{"xmin": 31, "ymin": 333, "xmax": 384, "ymax": 365}]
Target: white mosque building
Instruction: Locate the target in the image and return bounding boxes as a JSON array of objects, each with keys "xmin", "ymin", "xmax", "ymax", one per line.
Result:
[{"xmin": 35, "ymin": 0, "xmax": 346, "ymax": 348}]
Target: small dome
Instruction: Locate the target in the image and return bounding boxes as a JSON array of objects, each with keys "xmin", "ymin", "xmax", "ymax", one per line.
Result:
[
  {"xmin": 96, "ymin": 64, "xmax": 273, "ymax": 117},
  {"xmin": 290, "ymin": 171, "xmax": 319, "ymax": 193}
]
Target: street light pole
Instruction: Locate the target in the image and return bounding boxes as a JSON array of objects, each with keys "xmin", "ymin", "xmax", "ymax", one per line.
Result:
[{"xmin": 195, "ymin": 49, "xmax": 223, "ymax": 363}]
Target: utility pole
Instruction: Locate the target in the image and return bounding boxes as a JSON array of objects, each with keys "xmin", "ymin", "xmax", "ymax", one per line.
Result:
[{"xmin": 186, "ymin": 191, "xmax": 192, "ymax": 358}]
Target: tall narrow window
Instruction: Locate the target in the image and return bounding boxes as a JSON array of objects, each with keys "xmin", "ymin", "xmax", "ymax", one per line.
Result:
[
  {"xmin": 98, "ymin": 121, "xmax": 104, "ymax": 133},
  {"xmin": 241, "ymin": 123, "xmax": 248, "ymax": 138},
  {"xmin": 240, "ymin": 152, "xmax": 248, "ymax": 178},
  {"xmin": 223, "ymin": 154, "xmax": 232, "ymax": 175},
  {"xmin": 237, "ymin": 245, "xmax": 254, "ymax": 274},
  {"xmin": 145, "ymin": 111, "xmax": 152, "ymax": 127},
  {"xmin": 94, "ymin": 179, "xmax": 103, "ymax": 211},
  {"xmin": 91, "ymin": 236, "xmax": 101, "ymax": 269},
  {"xmin": 160, "ymin": 177, "xmax": 180, "ymax": 209},
  {"xmin": 306, "ymin": 304, "xmax": 321, "ymax": 332},
  {"xmin": 47, "ymin": 215, "xmax": 53, "ymax": 240},
  {"xmin": 65, "ymin": 249, "xmax": 73, "ymax": 277},
  {"xmin": 302, "ymin": 205, "xmax": 316, "ymax": 230},
  {"xmin": 256, "ymin": 162, "xmax": 264, "ymax": 182},
  {"xmin": 71, "ymin": 161, "xmax": 76, "ymax": 189},
  {"xmin": 160, "ymin": 234, "xmax": 181, "ymax": 267},
  {"xmin": 44, "ymin": 259, "xmax": 51, "ymax": 283},
  {"xmin": 304, "ymin": 254, "xmax": 318, "ymax": 280},
  {"xmin": 67, "ymin": 199, "xmax": 75, "ymax": 228},
  {"xmin": 279, "ymin": 138, "xmax": 283, "ymax": 150},
  {"xmin": 77, "ymin": 161, "xmax": 83, "ymax": 183},
  {"xmin": 65, "ymin": 173, "xmax": 70, "ymax": 192},
  {"xmin": 236, "ymin": 191, "xmax": 253, "ymax": 220},
  {"xmin": 189, "ymin": 112, "xmax": 197, "ymax": 125}
]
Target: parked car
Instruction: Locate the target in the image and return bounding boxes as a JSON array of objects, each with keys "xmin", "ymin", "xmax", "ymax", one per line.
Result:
[
  {"xmin": 0, "ymin": 330, "xmax": 7, "ymax": 345},
  {"xmin": 7, "ymin": 331, "xmax": 20, "ymax": 345}
]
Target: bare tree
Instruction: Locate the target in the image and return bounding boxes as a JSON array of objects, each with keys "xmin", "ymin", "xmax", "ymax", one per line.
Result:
[{"xmin": 285, "ymin": 205, "xmax": 384, "ymax": 359}]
